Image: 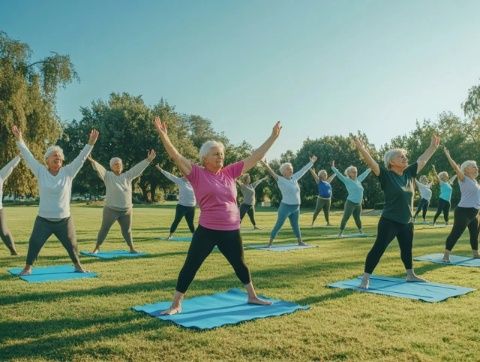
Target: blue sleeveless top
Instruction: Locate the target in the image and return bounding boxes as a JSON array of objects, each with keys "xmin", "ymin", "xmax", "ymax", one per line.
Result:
[{"xmin": 317, "ymin": 181, "xmax": 332, "ymax": 198}]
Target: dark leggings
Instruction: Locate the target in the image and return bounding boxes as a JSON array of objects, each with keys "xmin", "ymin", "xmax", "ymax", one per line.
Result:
[
  {"xmin": 26, "ymin": 216, "xmax": 80, "ymax": 266},
  {"xmin": 445, "ymin": 207, "xmax": 479, "ymax": 251},
  {"xmin": 239, "ymin": 203, "xmax": 256, "ymax": 226},
  {"xmin": 364, "ymin": 217, "xmax": 413, "ymax": 274},
  {"xmin": 0, "ymin": 209, "xmax": 16, "ymax": 254},
  {"xmin": 340, "ymin": 200, "xmax": 362, "ymax": 231},
  {"xmin": 414, "ymin": 198, "xmax": 429, "ymax": 220},
  {"xmin": 170, "ymin": 204, "xmax": 195, "ymax": 234},
  {"xmin": 176, "ymin": 225, "xmax": 251, "ymax": 293},
  {"xmin": 433, "ymin": 198, "xmax": 451, "ymax": 224},
  {"xmin": 312, "ymin": 197, "xmax": 331, "ymax": 224}
]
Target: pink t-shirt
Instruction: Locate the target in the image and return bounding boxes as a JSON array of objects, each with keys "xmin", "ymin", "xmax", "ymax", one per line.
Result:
[{"xmin": 186, "ymin": 161, "xmax": 244, "ymax": 230}]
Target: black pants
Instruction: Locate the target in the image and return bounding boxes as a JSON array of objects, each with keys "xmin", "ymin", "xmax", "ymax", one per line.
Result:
[
  {"xmin": 414, "ymin": 198, "xmax": 429, "ymax": 220},
  {"xmin": 169, "ymin": 204, "xmax": 195, "ymax": 234},
  {"xmin": 433, "ymin": 198, "xmax": 451, "ymax": 224},
  {"xmin": 176, "ymin": 225, "xmax": 251, "ymax": 293},
  {"xmin": 0, "ymin": 208, "xmax": 16, "ymax": 253},
  {"xmin": 239, "ymin": 203, "xmax": 256, "ymax": 226},
  {"xmin": 445, "ymin": 207, "xmax": 479, "ymax": 251},
  {"xmin": 26, "ymin": 216, "xmax": 80, "ymax": 266},
  {"xmin": 364, "ymin": 217, "xmax": 413, "ymax": 274}
]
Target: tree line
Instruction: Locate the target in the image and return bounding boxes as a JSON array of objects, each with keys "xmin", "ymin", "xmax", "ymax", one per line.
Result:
[{"xmin": 1, "ymin": 31, "xmax": 480, "ymax": 208}]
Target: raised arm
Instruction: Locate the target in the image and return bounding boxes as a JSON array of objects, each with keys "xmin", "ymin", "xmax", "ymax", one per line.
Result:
[
  {"xmin": 242, "ymin": 122, "xmax": 281, "ymax": 173},
  {"xmin": 353, "ymin": 138, "xmax": 380, "ymax": 176},
  {"xmin": 327, "ymin": 173, "xmax": 336, "ymax": 183},
  {"xmin": 260, "ymin": 159, "xmax": 279, "ymax": 181},
  {"xmin": 0, "ymin": 156, "xmax": 21, "ymax": 181},
  {"xmin": 331, "ymin": 160, "xmax": 349, "ymax": 183},
  {"xmin": 156, "ymin": 164, "xmax": 183, "ymax": 184},
  {"xmin": 292, "ymin": 155, "xmax": 316, "ymax": 181},
  {"xmin": 416, "ymin": 135, "xmax": 440, "ymax": 174},
  {"xmin": 449, "ymin": 174, "xmax": 457, "ymax": 184},
  {"xmin": 153, "ymin": 117, "xmax": 192, "ymax": 176},
  {"xmin": 65, "ymin": 129, "xmax": 98, "ymax": 178},
  {"xmin": 88, "ymin": 155, "xmax": 107, "ymax": 181},
  {"xmin": 251, "ymin": 176, "xmax": 268, "ymax": 189},
  {"xmin": 12, "ymin": 125, "xmax": 42, "ymax": 177},
  {"xmin": 358, "ymin": 168, "xmax": 372, "ymax": 182},
  {"xmin": 431, "ymin": 165, "xmax": 441, "ymax": 183},
  {"xmin": 443, "ymin": 147, "xmax": 464, "ymax": 182},
  {"xmin": 125, "ymin": 149, "xmax": 155, "ymax": 180},
  {"xmin": 310, "ymin": 168, "xmax": 320, "ymax": 183}
]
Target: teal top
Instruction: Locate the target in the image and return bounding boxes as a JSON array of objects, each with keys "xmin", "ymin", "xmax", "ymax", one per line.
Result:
[
  {"xmin": 439, "ymin": 181, "xmax": 453, "ymax": 202},
  {"xmin": 331, "ymin": 167, "xmax": 371, "ymax": 204},
  {"xmin": 378, "ymin": 163, "xmax": 417, "ymax": 224}
]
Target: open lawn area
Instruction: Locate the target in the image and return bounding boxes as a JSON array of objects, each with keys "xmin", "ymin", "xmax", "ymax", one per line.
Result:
[{"xmin": 1, "ymin": 204, "xmax": 479, "ymax": 361}]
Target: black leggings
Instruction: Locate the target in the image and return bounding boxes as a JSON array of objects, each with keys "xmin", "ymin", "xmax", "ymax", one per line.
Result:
[
  {"xmin": 239, "ymin": 204, "xmax": 256, "ymax": 226},
  {"xmin": 364, "ymin": 217, "xmax": 413, "ymax": 274},
  {"xmin": 414, "ymin": 198, "xmax": 429, "ymax": 220},
  {"xmin": 169, "ymin": 204, "xmax": 195, "ymax": 234},
  {"xmin": 445, "ymin": 207, "xmax": 479, "ymax": 251},
  {"xmin": 26, "ymin": 216, "xmax": 80, "ymax": 266},
  {"xmin": 0, "ymin": 208, "xmax": 16, "ymax": 254},
  {"xmin": 433, "ymin": 198, "xmax": 451, "ymax": 224},
  {"xmin": 176, "ymin": 225, "xmax": 251, "ymax": 293}
]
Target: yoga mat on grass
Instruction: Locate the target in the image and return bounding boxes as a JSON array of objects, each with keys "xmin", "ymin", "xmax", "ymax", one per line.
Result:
[
  {"xmin": 80, "ymin": 250, "xmax": 147, "ymax": 259},
  {"xmin": 328, "ymin": 275, "xmax": 474, "ymax": 302},
  {"xmin": 415, "ymin": 253, "xmax": 480, "ymax": 267},
  {"xmin": 322, "ymin": 233, "xmax": 374, "ymax": 239},
  {"xmin": 8, "ymin": 264, "xmax": 97, "ymax": 283},
  {"xmin": 132, "ymin": 288, "xmax": 308, "ymax": 329},
  {"xmin": 245, "ymin": 243, "xmax": 318, "ymax": 252},
  {"xmin": 160, "ymin": 236, "xmax": 192, "ymax": 242}
]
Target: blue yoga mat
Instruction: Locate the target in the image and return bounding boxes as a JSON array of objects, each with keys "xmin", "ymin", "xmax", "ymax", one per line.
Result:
[
  {"xmin": 323, "ymin": 233, "xmax": 373, "ymax": 239},
  {"xmin": 8, "ymin": 264, "xmax": 97, "ymax": 283},
  {"xmin": 415, "ymin": 253, "xmax": 480, "ymax": 267},
  {"xmin": 80, "ymin": 250, "xmax": 147, "ymax": 259},
  {"xmin": 160, "ymin": 236, "xmax": 192, "ymax": 242},
  {"xmin": 328, "ymin": 275, "xmax": 474, "ymax": 302},
  {"xmin": 246, "ymin": 243, "xmax": 318, "ymax": 252},
  {"xmin": 132, "ymin": 288, "xmax": 308, "ymax": 329}
]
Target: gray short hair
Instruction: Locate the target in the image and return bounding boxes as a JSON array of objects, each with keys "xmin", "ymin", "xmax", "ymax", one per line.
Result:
[
  {"xmin": 44, "ymin": 145, "xmax": 64, "ymax": 161},
  {"xmin": 419, "ymin": 175, "xmax": 429, "ymax": 184},
  {"xmin": 110, "ymin": 157, "xmax": 122, "ymax": 168},
  {"xmin": 383, "ymin": 148, "xmax": 407, "ymax": 169},
  {"xmin": 279, "ymin": 162, "xmax": 293, "ymax": 176},
  {"xmin": 460, "ymin": 160, "xmax": 477, "ymax": 173},
  {"xmin": 344, "ymin": 165, "xmax": 357, "ymax": 176},
  {"xmin": 437, "ymin": 171, "xmax": 449, "ymax": 181},
  {"xmin": 199, "ymin": 140, "xmax": 225, "ymax": 162},
  {"xmin": 318, "ymin": 169, "xmax": 327, "ymax": 179}
]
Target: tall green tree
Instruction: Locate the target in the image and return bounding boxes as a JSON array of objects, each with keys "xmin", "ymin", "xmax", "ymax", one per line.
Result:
[{"xmin": 0, "ymin": 31, "xmax": 77, "ymax": 196}]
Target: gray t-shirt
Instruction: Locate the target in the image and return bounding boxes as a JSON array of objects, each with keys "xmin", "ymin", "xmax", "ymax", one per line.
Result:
[
  {"xmin": 239, "ymin": 178, "xmax": 266, "ymax": 206},
  {"xmin": 457, "ymin": 176, "xmax": 480, "ymax": 209}
]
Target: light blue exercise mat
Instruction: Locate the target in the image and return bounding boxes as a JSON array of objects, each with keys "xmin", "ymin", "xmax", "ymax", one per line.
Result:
[
  {"xmin": 415, "ymin": 253, "xmax": 480, "ymax": 267},
  {"xmin": 245, "ymin": 243, "xmax": 318, "ymax": 252},
  {"xmin": 132, "ymin": 288, "xmax": 309, "ymax": 330},
  {"xmin": 322, "ymin": 233, "xmax": 373, "ymax": 239},
  {"xmin": 160, "ymin": 236, "xmax": 192, "ymax": 242},
  {"xmin": 328, "ymin": 275, "xmax": 475, "ymax": 302},
  {"xmin": 80, "ymin": 250, "xmax": 147, "ymax": 259},
  {"xmin": 8, "ymin": 264, "xmax": 97, "ymax": 283}
]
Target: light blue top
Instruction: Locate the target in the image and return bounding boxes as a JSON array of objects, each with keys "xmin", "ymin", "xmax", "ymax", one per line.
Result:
[
  {"xmin": 439, "ymin": 181, "xmax": 453, "ymax": 202},
  {"xmin": 331, "ymin": 167, "xmax": 371, "ymax": 204},
  {"xmin": 276, "ymin": 161, "xmax": 313, "ymax": 205},
  {"xmin": 458, "ymin": 176, "xmax": 480, "ymax": 209},
  {"xmin": 160, "ymin": 169, "xmax": 196, "ymax": 207}
]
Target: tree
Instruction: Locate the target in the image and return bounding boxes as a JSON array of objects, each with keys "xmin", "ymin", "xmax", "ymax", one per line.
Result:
[{"xmin": 0, "ymin": 31, "xmax": 77, "ymax": 196}]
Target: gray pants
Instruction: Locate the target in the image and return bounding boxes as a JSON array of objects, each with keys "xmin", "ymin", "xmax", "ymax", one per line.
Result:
[
  {"xmin": 0, "ymin": 208, "xmax": 16, "ymax": 254},
  {"xmin": 96, "ymin": 207, "xmax": 133, "ymax": 247},
  {"xmin": 340, "ymin": 200, "xmax": 362, "ymax": 231},
  {"xmin": 26, "ymin": 216, "xmax": 80, "ymax": 265},
  {"xmin": 312, "ymin": 197, "xmax": 331, "ymax": 224}
]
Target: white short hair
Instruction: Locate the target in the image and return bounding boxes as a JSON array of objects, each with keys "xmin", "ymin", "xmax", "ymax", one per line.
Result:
[
  {"xmin": 419, "ymin": 175, "xmax": 428, "ymax": 183},
  {"xmin": 383, "ymin": 148, "xmax": 407, "ymax": 169},
  {"xmin": 460, "ymin": 160, "xmax": 477, "ymax": 173},
  {"xmin": 199, "ymin": 140, "xmax": 225, "ymax": 162},
  {"xmin": 344, "ymin": 165, "xmax": 357, "ymax": 176},
  {"xmin": 110, "ymin": 157, "xmax": 122, "ymax": 168},
  {"xmin": 437, "ymin": 171, "xmax": 449, "ymax": 181},
  {"xmin": 318, "ymin": 169, "xmax": 327, "ymax": 178},
  {"xmin": 44, "ymin": 145, "xmax": 64, "ymax": 161},
  {"xmin": 279, "ymin": 162, "xmax": 293, "ymax": 176}
]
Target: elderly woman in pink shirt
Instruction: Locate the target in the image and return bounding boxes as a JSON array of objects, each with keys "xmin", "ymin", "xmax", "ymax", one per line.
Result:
[{"xmin": 153, "ymin": 117, "xmax": 281, "ymax": 315}]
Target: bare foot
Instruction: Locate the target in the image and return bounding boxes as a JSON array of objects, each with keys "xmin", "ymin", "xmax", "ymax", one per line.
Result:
[
  {"xmin": 166, "ymin": 235, "xmax": 173, "ymax": 240},
  {"xmin": 254, "ymin": 226, "xmax": 261, "ymax": 230},
  {"xmin": 267, "ymin": 240, "xmax": 273, "ymax": 248},
  {"xmin": 248, "ymin": 297, "xmax": 272, "ymax": 306},
  {"xmin": 406, "ymin": 274, "xmax": 427, "ymax": 282},
  {"xmin": 129, "ymin": 249, "xmax": 138, "ymax": 254},
  {"xmin": 472, "ymin": 252, "xmax": 480, "ymax": 259},
  {"xmin": 297, "ymin": 241, "xmax": 307, "ymax": 246},
  {"xmin": 19, "ymin": 267, "xmax": 32, "ymax": 276},
  {"xmin": 10, "ymin": 250, "xmax": 19, "ymax": 256},
  {"xmin": 160, "ymin": 305, "xmax": 182, "ymax": 315},
  {"xmin": 359, "ymin": 276, "xmax": 370, "ymax": 289},
  {"xmin": 74, "ymin": 265, "xmax": 90, "ymax": 273}
]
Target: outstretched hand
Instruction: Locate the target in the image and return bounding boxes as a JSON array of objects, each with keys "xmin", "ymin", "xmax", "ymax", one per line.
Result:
[
  {"xmin": 430, "ymin": 135, "xmax": 440, "ymax": 149},
  {"xmin": 147, "ymin": 149, "xmax": 156, "ymax": 161},
  {"xmin": 153, "ymin": 117, "xmax": 168, "ymax": 136},
  {"xmin": 271, "ymin": 121, "xmax": 282, "ymax": 139},
  {"xmin": 331, "ymin": 160, "xmax": 335, "ymax": 168},
  {"xmin": 87, "ymin": 155, "xmax": 94, "ymax": 162},
  {"xmin": 155, "ymin": 164, "xmax": 162, "ymax": 171},
  {"xmin": 88, "ymin": 129, "xmax": 99, "ymax": 145},
  {"xmin": 12, "ymin": 125, "xmax": 23, "ymax": 141},
  {"xmin": 352, "ymin": 137, "xmax": 364, "ymax": 150},
  {"xmin": 443, "ymin": 147, "xmax": 450, "ymax": 158},
  {"xmin": 310, "ymin": 155, "xmax": 317, "ymax": 163}
]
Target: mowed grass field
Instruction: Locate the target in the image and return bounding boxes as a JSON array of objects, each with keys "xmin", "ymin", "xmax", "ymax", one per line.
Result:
[{"xmin": 1, "ymin": 203, "xmax": 479, "ymax": 361}]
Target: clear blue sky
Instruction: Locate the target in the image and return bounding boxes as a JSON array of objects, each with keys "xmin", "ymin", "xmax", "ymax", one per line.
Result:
[{"xmin": 1, "ymin": 0, "xmax": 480, "ymax": 159}]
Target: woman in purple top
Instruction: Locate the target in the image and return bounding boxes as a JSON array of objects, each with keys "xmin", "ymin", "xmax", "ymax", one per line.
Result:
[{"xmin": 153, "ymin": 117, "xmax": 281, "ymax": 315}]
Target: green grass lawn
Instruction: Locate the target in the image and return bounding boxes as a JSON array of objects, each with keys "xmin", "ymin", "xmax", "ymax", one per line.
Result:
[{"xmin": 1, "ymin": 204, "xmax": 479, "ymax": 361}]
